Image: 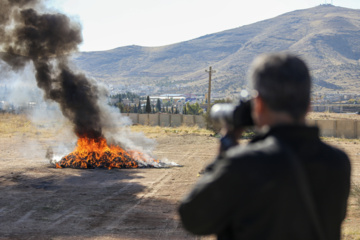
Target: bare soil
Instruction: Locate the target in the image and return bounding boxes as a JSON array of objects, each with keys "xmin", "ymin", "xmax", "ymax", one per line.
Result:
[
  {"xmin": 307, "ymin": 112, "xmax": 360, "ymax": 121},
  {"xmin": 0, "ymin": 114, "xmax": 359, "ymax": 239},
  {"xmin": 0, "ymin": 124, "xmax": 218, "ymax": 240}
]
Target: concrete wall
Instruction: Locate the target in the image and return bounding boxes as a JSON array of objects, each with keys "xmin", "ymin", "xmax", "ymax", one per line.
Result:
[
  {"xmin": 336, "ymin": 120, "xmax": 356, "ymax": 139},
  {"xmin": 149, "ymin": 113, "xmax": 160, "ymax": 126},
  {"xmin": 127, "ymin": 114, "xmax": 205, "ymax": 127},
  {"xmin": 138, "ymin": 114, "xmax": 149, "ymax": 125},
  {"xmin": 307, "ymin": 119, "xmax": 359, "ymax": 139},
  {"xmin": 126, "ymin": 114, "xmax": 360, "ymax": 139},
  {"xmin": 171, "ymin": 114, "xmax": 183, "ymax": 127},
  {"xmin": 317, "ymin": 120, "xmax": 337, "ymax": 137},
  {"xmin": 128, "ymin": 113, "xmax": 138, "ymax": 124},
  {"xmin": 183, "ymin": 115, "xmax": 195, "ymax": 126},
  {"xmin": 195, "ymin": 115, "xmax": 206, "ymax": 128},
  {"xmin": 159, "ymin": 114, "xmax": 171, "ymax": 127}
]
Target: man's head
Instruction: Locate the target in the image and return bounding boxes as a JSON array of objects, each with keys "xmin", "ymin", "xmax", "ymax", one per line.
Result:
[{"xmin": 250, "ymin": 53, "xmax": 311, "ymax": 126}]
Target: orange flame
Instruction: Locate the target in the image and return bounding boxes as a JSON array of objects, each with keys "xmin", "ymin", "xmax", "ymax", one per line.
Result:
[{"xmin": 56, "ymin": 136, "xmax": 157, "ymax": 169}]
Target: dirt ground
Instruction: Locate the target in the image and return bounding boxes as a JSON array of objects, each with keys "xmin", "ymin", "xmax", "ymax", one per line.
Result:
[
  {"xmin": 0, "ymin": 118, "xmax": 219, "ymax": 240},
  {"xmin": 307, "ymin": 112, "xmax": 360, "ymax": 121},
  {"xmin": 0, "ymin": 114, "xmax": 359, "ymax": 240}
]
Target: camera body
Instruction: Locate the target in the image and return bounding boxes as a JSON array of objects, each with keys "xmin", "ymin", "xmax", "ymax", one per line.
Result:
[{"xmin": 210, "ymin": 92, "xmax": 254, "ymax": 130}]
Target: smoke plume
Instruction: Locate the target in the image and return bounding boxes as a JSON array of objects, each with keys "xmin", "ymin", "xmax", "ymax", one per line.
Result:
[{"xmin": 0, "ymin": 0, "xmax": 105, "ymax": 139}]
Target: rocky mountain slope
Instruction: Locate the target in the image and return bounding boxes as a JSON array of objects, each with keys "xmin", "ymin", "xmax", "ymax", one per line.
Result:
[{"xmin": 73, "ymin": 5, "xmax": 360, "ymax": 96}]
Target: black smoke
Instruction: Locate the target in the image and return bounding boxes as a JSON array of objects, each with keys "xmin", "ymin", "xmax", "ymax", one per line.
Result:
[{"xmin": 0, "ymin": 0, "xmax": 102, "ymax": 139}]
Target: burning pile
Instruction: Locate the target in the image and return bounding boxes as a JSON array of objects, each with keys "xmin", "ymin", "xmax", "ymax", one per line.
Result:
[
  {"xmin": 56, "ymin": 136, "xmax": 160, "ymax": 169},
  {"xmin": 0, "ymin": 0, "xmax": 171, "ymax": 169}
]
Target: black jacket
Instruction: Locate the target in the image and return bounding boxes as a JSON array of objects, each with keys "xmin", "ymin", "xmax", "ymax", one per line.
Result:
[{"xmin": 179, "ymin": 125, "xmax": 351, "ymax": 240}]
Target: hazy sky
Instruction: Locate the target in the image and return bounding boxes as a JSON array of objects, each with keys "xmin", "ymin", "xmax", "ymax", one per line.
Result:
[{"xmin": 49, "ymin": 0, "xmax": 360, "ymax": 52}]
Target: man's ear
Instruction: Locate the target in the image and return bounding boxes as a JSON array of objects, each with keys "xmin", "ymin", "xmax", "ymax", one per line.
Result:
[
  {"xmin": 253, "ymin": 95, "xmax": 265, "ymax": 116},
  {"xmin": 306, "ymin": 103, "xmax": 312, "ymax": 115},
  {"xmin": 252, "ymin": 95, "xmax": 268, "ymax": 127}
]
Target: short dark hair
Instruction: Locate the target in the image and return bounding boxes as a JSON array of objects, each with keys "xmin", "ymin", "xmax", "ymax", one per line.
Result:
[{"xmin": 250, "ymin": 53, "xmax": 311, "ymax": 120}]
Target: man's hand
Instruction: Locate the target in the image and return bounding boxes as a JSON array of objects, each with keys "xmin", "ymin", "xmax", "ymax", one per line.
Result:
[{"xmin": 219, "ymin": 127, "xmax": 244, "ymax": 153}]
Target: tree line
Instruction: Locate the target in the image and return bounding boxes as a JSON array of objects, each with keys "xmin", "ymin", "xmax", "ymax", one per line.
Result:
[{"xmin": 109, "ymin": 92, "xmax": 205, "ymax": 115}]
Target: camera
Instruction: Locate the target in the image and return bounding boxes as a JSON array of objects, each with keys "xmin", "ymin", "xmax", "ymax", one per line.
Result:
[{"xmin": 210, "ymin": 90, "xmax": 254, "ymax": 130}]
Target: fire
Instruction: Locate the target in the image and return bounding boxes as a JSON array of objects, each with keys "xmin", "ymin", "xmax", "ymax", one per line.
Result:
[{"xmin": 56, "ymin": 136, "xmax": 158, "ymax": 169}]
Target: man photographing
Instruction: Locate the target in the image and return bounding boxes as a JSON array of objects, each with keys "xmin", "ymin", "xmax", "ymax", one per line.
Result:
[{"xmin": 178, "ymin": 53, "xmax": 351, "ymax": 240}]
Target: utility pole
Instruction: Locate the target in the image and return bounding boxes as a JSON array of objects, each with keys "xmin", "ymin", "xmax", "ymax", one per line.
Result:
[{"xmin": 205, "ymin": 66, "xmax": 216, "ymax": 112}]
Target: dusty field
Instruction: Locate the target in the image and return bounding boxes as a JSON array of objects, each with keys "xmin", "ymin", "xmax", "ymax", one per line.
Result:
[
  {"xmin": 307, "ymin": 112, "xmax": 360, "ymax": 121},
  {"xmin": 0, "ymin": 113, "xmax": 359, "ymax": 239},
  {"xmin": 0, "ymin": 114, "xmax": 218, "ymax": 240}
]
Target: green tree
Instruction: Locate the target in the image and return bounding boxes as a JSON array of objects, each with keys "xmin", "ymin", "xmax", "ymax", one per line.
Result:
[
  {"xmin": 116, "ymin": 102, "xmax": 124, "ymax": 113},
  {"xmin": 123, "ymin": 104, "xmax": 131, "ymax": 113},
  {"xmin": 348, "ymin": 99, "xmax": 356, "ymax": 104},
  {"xmin": 185, "ymin": 102, "xmax": 203, "ymax": 115},
  {"xmin": 138, "ymin": 100, "xmax": 142, "ymax": 113},
  {"xmin": 110, "ymin": 92, "xmax": 140, "ymax": 105},
  {"xmin": 156, "ymin": 99, "xmax": 162, "ymax": 112},
  {"xmin": 145, "ymin": 96, "xmax": 151, "ymax": 113}
]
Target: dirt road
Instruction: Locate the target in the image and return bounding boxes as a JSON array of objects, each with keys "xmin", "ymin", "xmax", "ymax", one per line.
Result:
[{"xmin": 0, "ymin": 121, "xmax": 359, "ymax": 239}]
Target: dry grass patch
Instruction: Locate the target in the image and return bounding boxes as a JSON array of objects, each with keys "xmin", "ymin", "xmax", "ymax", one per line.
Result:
[
  {"xmin": 307, "ymin": 112, "xmax": 360, "ymax": 121},
  {"xmin": 0, "ymin": 113, "xmax": 65, "ymax": 138},
  {"xmin": 0, "ymin": 113, "xmax": 36, "ymax": 135},
  {"xmin": 0, "ymin": 113, "xmax": 213, "ymax": 139},
  {"xmin": 352, "ymin": 182, "xmax": 360, "ymax": 209},
  {"xmin": 321, "ymin": 136, "xmax": 360, "ymax": 144},
  {"xmin": 130, "ymin": 124, "xmax": 213, "ymax": 138}
]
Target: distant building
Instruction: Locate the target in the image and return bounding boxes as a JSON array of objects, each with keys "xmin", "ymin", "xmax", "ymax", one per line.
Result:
[{"xmin": 150, "ymin": 94, "xmax": 186, "ymax": 103}]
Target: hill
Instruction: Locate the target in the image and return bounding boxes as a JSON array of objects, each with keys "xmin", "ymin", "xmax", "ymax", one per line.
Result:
[{"xmin": 73, "ymin": 5, "xmax": 360, "ymax": 96}]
